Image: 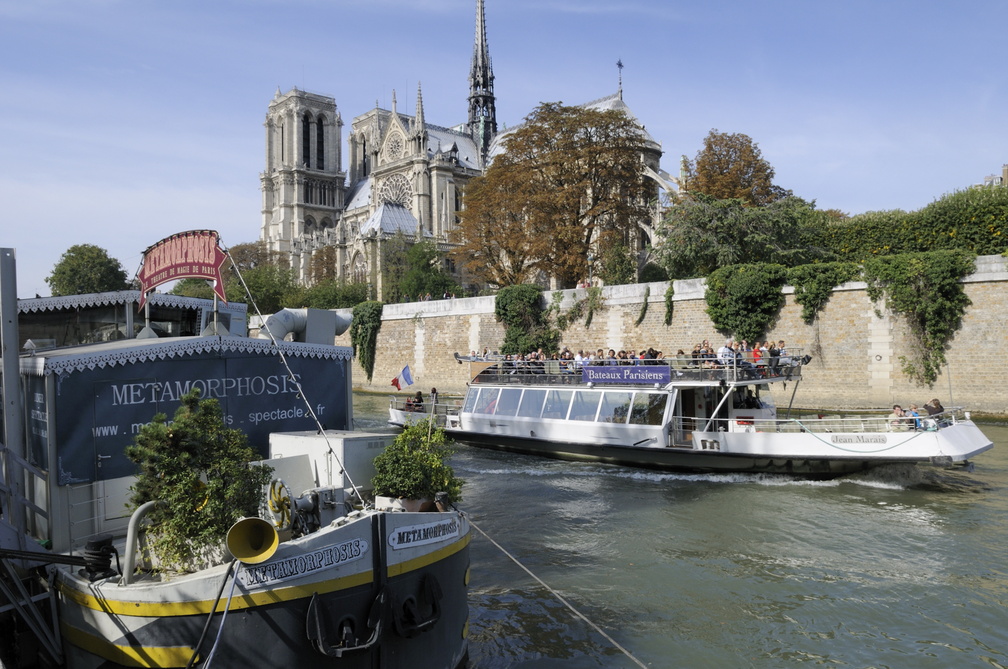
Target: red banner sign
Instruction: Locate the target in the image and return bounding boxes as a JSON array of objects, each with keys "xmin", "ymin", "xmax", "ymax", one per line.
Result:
[{"xmin": 138, "ymin": 230, "xmax": 228, "ymax": 308}]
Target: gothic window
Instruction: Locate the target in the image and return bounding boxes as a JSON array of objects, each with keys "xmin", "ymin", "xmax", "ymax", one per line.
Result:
[
  {"xmin": 302, "ymin": 112, "xmax": 312, "ymax": 168},
  {"xmin": 384, "ymin": 132, "xmax": 404, "ymax": 161},
  {"xmin": 316, "ymin": 114, "xmax": 325, "ymax": 170},
  {"xmin": 351, "ymin": 253, "xmax": 367, "ymax": 284},
  {"xmin": 379, "ymin": 173, "xmax": 412, "ymax": 207}
]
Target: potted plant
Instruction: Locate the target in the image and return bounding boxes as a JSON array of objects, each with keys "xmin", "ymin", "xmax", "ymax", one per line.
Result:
[
  {"xmin": 125, "ymin": 389, "xmax": 273, "ymax": 573},
  {"xmin": 371, "ymin": 419, "xmax": 463, "ymax": 511}
]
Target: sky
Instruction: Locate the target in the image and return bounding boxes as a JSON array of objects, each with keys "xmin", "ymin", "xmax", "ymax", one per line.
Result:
[{"xmin": 1, "ymin": 0, "xmax": 1006, "ymax": 299}]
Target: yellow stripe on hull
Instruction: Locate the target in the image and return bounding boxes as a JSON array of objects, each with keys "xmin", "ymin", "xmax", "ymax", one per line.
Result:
[{"xmin": 60, "ymin": 622, "xmax": 195, "ymax": 668}]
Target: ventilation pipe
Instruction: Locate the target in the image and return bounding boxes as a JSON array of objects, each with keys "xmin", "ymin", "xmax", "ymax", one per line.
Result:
[{"xmin": 256, "ymin": 308, "xmax": 351, "ymax": 345}]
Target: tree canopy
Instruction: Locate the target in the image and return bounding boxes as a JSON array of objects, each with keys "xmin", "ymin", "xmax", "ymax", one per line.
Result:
[
  {"xmin": 453, "ymin": 102, "xmax": 653, "ymax": 288},
  {"xmin": 46, "ymin": 244, "xmax": 130, "ymax": 296},
  {"xmin": 652, "ymin": 194, "xmax": 832, "ymax": 279},
  {"xmin": 683, "ymin": 129, "xmax": 791, "ymax": 206}
]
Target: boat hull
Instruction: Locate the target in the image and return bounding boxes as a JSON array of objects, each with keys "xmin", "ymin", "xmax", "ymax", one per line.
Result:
[
  {"xmin": 390, "ymin": 405, "xmax": 993, "ymax": 477},
  {"xmin": 57, "ymin": 510, "xmax": 470, "ymax": 669}
]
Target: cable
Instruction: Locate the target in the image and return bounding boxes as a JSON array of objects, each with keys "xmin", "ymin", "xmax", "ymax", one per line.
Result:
[
  {"xmin": 201, "ymin": 563, "xmax": 243, "ymax": 668},
  {"xmin": 184, "ymin": 560, "xmax": 236, "ymax": 669},
  {"xmin": 469, "ymin": 518, "xmax": 648, "ymax": 669}
]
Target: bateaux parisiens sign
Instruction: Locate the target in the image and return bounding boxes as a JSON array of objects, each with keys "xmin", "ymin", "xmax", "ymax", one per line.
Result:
[{"xmin": 581, "ymin": 365, "xmax": 671, "ymax": 385}]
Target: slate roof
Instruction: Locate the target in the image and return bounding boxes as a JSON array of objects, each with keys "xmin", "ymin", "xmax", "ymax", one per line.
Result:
[{"xmin": 359, "ymin": 202, "xmax": 431, "ymax": 238}]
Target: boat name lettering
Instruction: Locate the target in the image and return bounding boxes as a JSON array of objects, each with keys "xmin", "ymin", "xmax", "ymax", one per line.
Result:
[
  {"xmin": 582, "ymin": 366, "xmax": 671, "ymax": 384},
  {"xmin": 830, "ymin": 435, "xmax": 888, "ymax": 445},
  {"xmin": 109, "ymin": 374, "xmax": 303, "ymax": 406},
  {"xmin": 388, "ymin": 518, "xmax": 460, "ymax": 550},
  {"xmin": 238, "ymin": 538, "xmax": 368, "ymax": 587}
]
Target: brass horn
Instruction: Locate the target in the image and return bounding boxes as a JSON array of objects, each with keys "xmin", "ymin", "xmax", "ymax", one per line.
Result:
[{"xmin": 226, "ymin": 517, "xmax": 279, "ymax": 565}]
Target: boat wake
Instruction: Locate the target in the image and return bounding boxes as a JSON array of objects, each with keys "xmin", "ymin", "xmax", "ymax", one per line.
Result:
[{"xmin": 456, "ymin": 456, "xmax": 991, "ymax": 493}]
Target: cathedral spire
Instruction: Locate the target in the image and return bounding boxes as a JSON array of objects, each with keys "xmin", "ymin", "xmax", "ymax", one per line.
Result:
[
  {"xmin": 415, "ymin": 81, "xmax": 425, "ymax": 131},
  {"xmin": 468, "ymin": 0, "xmax": 497, "ymax": 162}
]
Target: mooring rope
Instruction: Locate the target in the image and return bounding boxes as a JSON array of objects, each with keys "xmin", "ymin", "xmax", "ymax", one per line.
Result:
[{"xmin": 469, "ymin": 518, "xmax": 649, "ymax": 669}]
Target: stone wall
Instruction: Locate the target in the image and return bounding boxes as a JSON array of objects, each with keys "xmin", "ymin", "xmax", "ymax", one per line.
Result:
[{"xmin": 336, "ymin": 255, "xmax": 1008, "ymax": 414}]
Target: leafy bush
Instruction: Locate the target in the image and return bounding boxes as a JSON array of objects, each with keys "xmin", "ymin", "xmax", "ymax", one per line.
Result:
[
  {"xmin": 495, "ymin": 284, "xmax": 559, "ymax": 354},
  {"xmin": 125, "ymin": 389, "xmax": 273, "ymax": 572},
  {"xmin": 705, "ymin": 264, "xmax": 788, "ymax": 342},
  {"xmin": 372, "ymin": 419, "xmax": 463, "ymax": 502}
]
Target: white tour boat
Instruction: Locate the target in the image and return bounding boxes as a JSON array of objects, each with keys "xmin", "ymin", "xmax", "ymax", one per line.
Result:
[{"xmin": 390, "ymin": 352, "xmax": 993, "ymax": 477}]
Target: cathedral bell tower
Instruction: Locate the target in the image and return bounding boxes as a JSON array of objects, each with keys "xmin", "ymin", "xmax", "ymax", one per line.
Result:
[{"xmin": 468, "ymin": 0, "xmax": 497, "ymax": 163}]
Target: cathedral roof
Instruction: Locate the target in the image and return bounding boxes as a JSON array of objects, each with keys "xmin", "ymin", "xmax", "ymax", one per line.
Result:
[
  {"xmin": 486, "ymin": 91, "xmax": 661, "ymax": 162},
  {"xmin": 346, "ymin": 176, "xmax": 372, "ymax": 210},
  {"xmin": 359, "ymin": 202, "xmax": 431, "ymax": 238}
]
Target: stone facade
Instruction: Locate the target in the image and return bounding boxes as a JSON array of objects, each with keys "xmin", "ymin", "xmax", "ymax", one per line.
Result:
[{"xmin": 336, "ymin": 255, "xmax": 1008, "ymax": 415}]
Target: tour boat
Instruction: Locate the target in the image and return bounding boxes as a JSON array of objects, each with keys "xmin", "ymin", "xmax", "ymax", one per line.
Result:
[{"xmin": 389, "ymin": 352, "xmax": 993, "ymax": 477}]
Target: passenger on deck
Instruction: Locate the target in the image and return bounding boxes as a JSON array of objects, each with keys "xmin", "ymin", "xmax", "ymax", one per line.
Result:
[
  {"xmin": 906, "ymin": 404, "xmax": 922, "ymax": 429},
  {"xmin": 412, "ymin": 391, "xmax": 425, "ymax": 413},
  {"xmin": 923, "ymin": 398, "xmax": 945, "ymax": 416},
  {"xmin": 888, "ymin": 405, "xmax": 909, "ymax": 431}
]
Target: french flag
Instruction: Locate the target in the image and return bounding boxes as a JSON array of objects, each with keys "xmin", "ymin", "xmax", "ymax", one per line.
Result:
[{"xmin": 391, "ymin": 365, "xmax": 414, "ymax": 390}]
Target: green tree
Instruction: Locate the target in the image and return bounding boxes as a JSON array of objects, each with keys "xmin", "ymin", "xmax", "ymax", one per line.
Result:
[
  {"xmin": 399, "ymin": 240, "xmax": 461, "ymax": 299},
  {"xmin": 454, "ymin": 102, "xmax": 653, "ymax": 288},
  {"xmin": 598, "ymin": 241, "xmax": 637, "ymax": 285},
  {"xmin": 683, "ymin": 129, "xmax": 792, "ymax": 206},
  {"xmin": 381, "ymin": 232, "xmax": 411, "ymax": 302},
  {"xmin": 653, "ymin": 194, "xmax": 831, "ymax": 279},
  {"xmin": 304, "ymin": 280, "xmax": 369, "ymax": 309},
  {"xmin": 46, "ymin": 244, "xmax": 130, "ymax": 296}
]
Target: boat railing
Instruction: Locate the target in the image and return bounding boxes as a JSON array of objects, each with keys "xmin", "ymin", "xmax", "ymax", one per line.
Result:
[
  {"xmin": 460, "ymin": 349, "xmax": 809, "ymax": 387},
  {"xmin": 700, "ymin": 408, "xmax": 969, "ymax": 435}
]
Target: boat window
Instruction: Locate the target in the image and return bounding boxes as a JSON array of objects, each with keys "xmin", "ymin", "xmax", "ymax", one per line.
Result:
[
  {"xmin": 495, "ymin": 388, "xmax": 522, "ymax": 417},
  {"xmin": 629, "ymin": 392, "xmax": 667, "ymax": 425},
  {"xmin": 598, "ymin": 391, "xmax": 632, "ymax": 423},
  {"xmin": 474, "ymin": 388, "xmax": 500, "ymax": 414},
  {"xmin": 541, "ymin": 389, "xmax": 573, "ymax": 419},
  {"xmin": 462, "ymin": 388, "xmax": 479, "ymax": 413},
  {"xmin": 569, "ymin": 390, "xmax": 601, "ymax": 421},
  {"xmin": 517, "ymin": 388, "xmax": 546, "ymax": 417}
]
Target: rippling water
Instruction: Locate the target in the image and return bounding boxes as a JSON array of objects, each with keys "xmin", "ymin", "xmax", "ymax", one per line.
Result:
[{"xmin": 353, "ymin": 394, "xmax": 1008, "ymax": 668}]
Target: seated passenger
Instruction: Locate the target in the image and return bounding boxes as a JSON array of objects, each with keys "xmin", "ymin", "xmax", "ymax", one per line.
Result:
[
  {"xmin": 412, "ymin": 391, "xmax": 425, "ymax": 412},
  {"xmin": 888, "ymin": 405, "xmax": 908, "ymax": 431}
]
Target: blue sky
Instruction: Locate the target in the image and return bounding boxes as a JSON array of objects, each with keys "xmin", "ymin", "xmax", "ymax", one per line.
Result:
[{"xmin": 1, "ymin": 0, "xmax": 1005, "ymax": 298}]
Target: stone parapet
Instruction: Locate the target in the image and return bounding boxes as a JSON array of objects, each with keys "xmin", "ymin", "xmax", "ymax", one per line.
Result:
[{"xmin": 339, "ymin": 255, "xmax": 1008, "ymax": 415}]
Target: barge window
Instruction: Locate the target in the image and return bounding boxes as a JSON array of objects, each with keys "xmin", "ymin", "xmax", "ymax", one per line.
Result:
[
  {"xmin": 474, "ymin": 388, "xmax": 500, "ymax": 414},
  {"xmin": 542, "ymin": 389, "xmax": 573, "ymax": 419},
  {"xmin": 462, "ymin": 388, "xmax": 479, "ymax": 413},
  {"xmin": 517, "ymin": 388, "xmax": 546, "ymax": 418},
  {"xmin": 496, "ymin": 388, "xmax": 522, "ymax": 417},
  {"xmin": 598, "ymin": 391, "xmax": 632, "ymax": 423},
  {"xmin": 629, "ymin": 392, "xmax": 667, "ymax": 425},
  {"xmin": 569, "ymin": 390, "xmax": 601, "ymax": 421}
]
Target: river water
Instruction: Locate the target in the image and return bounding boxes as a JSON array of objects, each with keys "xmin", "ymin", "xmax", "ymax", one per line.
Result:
[{"xmin": 353, "ymin": 393, "xmax": 1008, "ymax": 668}]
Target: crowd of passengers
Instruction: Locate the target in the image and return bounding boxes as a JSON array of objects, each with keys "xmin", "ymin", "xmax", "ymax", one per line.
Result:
[{"xmin": 470, "ymin": 338, "xmax": 802, "ymax": 374}]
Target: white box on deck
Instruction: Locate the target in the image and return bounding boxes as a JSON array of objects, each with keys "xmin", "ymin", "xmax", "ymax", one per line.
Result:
[{"xmin": 268, "ymin": 430, "xmax": 395, "ymax": 492}]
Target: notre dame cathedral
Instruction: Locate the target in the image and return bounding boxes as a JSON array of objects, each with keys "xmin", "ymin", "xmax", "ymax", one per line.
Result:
[{"xmin": 259, "ymin": 0, "xmax": 665, "ymax": 299}]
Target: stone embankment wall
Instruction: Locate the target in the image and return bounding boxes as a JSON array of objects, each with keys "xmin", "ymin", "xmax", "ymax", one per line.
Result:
[{"xmin": 335, "ymin": 255, "xmax": 1008, "ymax": 415}]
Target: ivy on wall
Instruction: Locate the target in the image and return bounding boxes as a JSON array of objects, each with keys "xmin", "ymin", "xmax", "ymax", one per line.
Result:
[
  {"xmin": 705, "ymin": 263, "xmax": 788, "ymax": 343},
  {"xmin": 350, "ymin": 300, "xmax": 384, "ymax": 381},
  {"xmin": 787, "ymin": 262, "xmax": 861, "ymax": 325},
  {"xmin": 495, "ymin": 284, "xmax": 559, "ymax": 355},
  {"xmin": 663, "ymin": 283, "xmax": 675, "ymax": 326},
  {"xmin": 635, "ymin": 285, "xmax": 650, "ymax": 326},
  {"xmin": 862, "ymin": 250, "xmax": 975, "ymax": 386}
]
